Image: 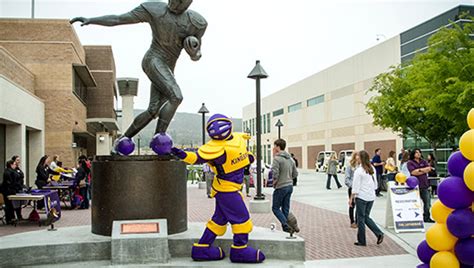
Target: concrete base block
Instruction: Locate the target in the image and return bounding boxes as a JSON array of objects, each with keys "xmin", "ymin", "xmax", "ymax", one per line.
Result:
[
  {"xmin": 198, "ymin": 181, "xmax": 207, "ymax": 189},
  {"xmin": 111, "ymin": 219, "xmax": 170, "ymax": 265},
  {"xmin": 0, "ymin": 222, "xmax": 305, "ymax": 266},
  {"xmin": 249, "ymin": 199, "xmax": 271, "ymax": 213}
]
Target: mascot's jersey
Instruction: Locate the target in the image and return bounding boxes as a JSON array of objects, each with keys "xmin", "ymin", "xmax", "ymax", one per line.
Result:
[{"xmin": 182, "ymin": 133, "xmax": 252, "ymax": 194}]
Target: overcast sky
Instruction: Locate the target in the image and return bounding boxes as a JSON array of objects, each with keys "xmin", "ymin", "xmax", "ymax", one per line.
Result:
[{"xmin": 1, "ymin": 0, "xmax": 473, "ymax": 119}]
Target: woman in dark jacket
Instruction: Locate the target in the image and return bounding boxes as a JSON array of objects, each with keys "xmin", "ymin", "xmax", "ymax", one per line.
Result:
[
  {"xmin": 35, "ymin": 155, "xmax": 52, "ymax": 189},
  {"xmin": 2, "ymin": 160, "xmax": 19, "ymax": 224},
  {"xmin": 11, "ymin": 155, "xmax": 25, "ymax": 220}
]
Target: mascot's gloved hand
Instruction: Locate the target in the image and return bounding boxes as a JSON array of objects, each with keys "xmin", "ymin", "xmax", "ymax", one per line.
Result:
[{"xmin": 171, "ymin": 147, "xmax": 187, "ymax": 159}]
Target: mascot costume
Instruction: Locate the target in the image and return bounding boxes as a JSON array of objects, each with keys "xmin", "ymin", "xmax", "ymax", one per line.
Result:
[{"xmin": 171, "ymin": 114, "xmax": 266, "ymax": 263}]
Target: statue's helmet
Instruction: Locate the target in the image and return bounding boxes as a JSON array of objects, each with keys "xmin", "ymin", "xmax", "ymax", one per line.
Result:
[
  {"xmin": 168, "ymin": 0, "xmax": 192, "ymax": 14},
  {"xmin": 207, "ymin": 114, "xmax": 232, "ymax": 140}
]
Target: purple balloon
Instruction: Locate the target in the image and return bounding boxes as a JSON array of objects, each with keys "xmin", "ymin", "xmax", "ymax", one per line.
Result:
[
  {"xmin": 438, "ymin": 176, "xmax": 474, "ymax": 209},
  {"xmin": 447, "ymin": 208, "xmax": 474, "ymax": 239},
  {"xmin": 116, "ymin": 137, "xmax": 135, "ymax": 156},
  {"xmin": 417, "ymin": 240, "xmax": 437, "ymax": 264},
  {"xmin": 407, "ymin": 176, "xmax": 419, "ymax": 189},
  {"xmin": 447, "ymin": 151, "xmax": 470, "ymax": 178},
  {"xmin": 455, "ymin": 238, "xmax": 474, "ymax": 266},
  {"xmin": 150, "ymin": 133, "xmax": 173, "ymax": 155}
]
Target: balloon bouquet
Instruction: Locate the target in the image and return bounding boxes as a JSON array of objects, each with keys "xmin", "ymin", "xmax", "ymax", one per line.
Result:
[{"xmin": 416, "ymin": 108, "xmax": 474, "ymax": 268}]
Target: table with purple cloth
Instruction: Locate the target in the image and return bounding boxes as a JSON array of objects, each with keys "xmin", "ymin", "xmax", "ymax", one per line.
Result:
[
  {"xmin": 8, "ymin": 190, "xmax": 61, "ymax": 224},
  {"xmin": 43, "ymin": 181, "xmax": 76, "ymax": 208}
]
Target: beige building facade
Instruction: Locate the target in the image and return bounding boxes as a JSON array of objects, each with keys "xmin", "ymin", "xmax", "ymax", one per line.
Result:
[
  {"xmin": 243, "ymin": 36, "xmax": 403, "ymax": 171},
  {"xmin": 0, "ymin": 19, "xmax": 118, "ymax": 184}
]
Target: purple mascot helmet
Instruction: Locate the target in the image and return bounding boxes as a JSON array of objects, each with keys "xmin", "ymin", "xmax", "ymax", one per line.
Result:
[{"xmin": 206, "ymin": 114, "xmax": 233, "ymax": 140}]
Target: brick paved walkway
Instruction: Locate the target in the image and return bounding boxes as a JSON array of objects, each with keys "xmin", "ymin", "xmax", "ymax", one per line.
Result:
[
  {"xmin": 0, "ymin": 186, "xmax": 407, "ymax": 260},
  {"xmin": 188, "ymin": 187, "xmax": 407, "ymax": 260}
]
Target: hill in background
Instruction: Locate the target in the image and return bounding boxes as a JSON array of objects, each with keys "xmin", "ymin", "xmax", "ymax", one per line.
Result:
[{"xmin": 118, "ymin": 110, "xmax": 242, "ymax": 148}]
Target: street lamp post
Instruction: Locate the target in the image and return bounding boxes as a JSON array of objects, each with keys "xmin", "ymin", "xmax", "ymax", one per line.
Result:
[
  {"xmin": 137, "ymin": 134, "xmax": 141, "ymax": 155},
  {"xmin": 198, "ymin": 103, "xmax": 209, "ymax": 146},
  {"xmin": 248, "ymin": 60, "xmax": 268, "ymax": 201},
  {"xmin": 275, "ymin": 119, "xmax": 283, "ymax": 139}
]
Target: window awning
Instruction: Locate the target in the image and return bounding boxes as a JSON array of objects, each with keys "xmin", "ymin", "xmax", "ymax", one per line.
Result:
[{"xmin": 73, "ymin": 64, "xmax": 97, "ymax": 87}]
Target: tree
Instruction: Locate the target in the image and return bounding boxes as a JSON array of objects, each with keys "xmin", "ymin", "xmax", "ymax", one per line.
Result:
[{"xmin": 367, "ymin": 16, "xmax": 474, "ymax": 150}]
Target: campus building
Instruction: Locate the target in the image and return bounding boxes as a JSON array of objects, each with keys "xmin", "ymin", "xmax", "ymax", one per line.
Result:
[
  {"xmin": 242, "ymin": 4, "xmax": 474, "ymax": 173},
  {"xmin": 0, "ymin": 19, "xmax": 119, "ymax": 184}
]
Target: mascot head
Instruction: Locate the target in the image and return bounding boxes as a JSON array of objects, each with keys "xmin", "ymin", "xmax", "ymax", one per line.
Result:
[{"xmin": 207, "ymin": 114, "xmax": 232, "ymax": 140}]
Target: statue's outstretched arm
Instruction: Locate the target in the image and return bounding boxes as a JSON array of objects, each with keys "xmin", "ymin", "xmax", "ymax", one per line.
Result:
[{"xmin": 70, "ymin": 12, "xmax": 140, "ymax": 27}]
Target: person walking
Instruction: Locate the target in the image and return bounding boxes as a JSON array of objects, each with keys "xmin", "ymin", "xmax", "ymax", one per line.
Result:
[
  {"xmin": 242, "ymin": 164, "xmax": 251, "ymax": 197},
  {"xmin": 326, "ymin": 154, "xmax": 342, "ymax": 190},
  {"xmin": 271, "ymin": 139, "xmax": 298, "ymax": 233},
  {"xmin": 407, "ymin": 149, "xmax": 434, "ymax": 223},
  {"xmin": 371, "ymin": 148, "xmax": 385, "ymax": 197},
  {"xmin": 344, "ymin": 151, "xmax": 359, "ymax": 228},
  {"xmin": 350, "ymin": 150, "xmax": 384, "ymax": 246},
  {"xmin": 290, "ymin": 153, "xmax": 299, "ymax": 186},
  {"xmin": 203, "ymin": 163, "xmax": 215, "ymax": 198},
  {"xmin": 2, "ymin": 160, "xmax": 20, "ymax": 225}
]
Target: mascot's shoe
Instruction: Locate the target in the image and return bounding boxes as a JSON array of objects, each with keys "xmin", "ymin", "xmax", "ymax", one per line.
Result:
[
  {"xmin": 191, "ymin": 244, "xmax": 225, "ymax": 261},
  {"xmin": 229, "ymin": 245, "xmax": 265, "ymax": 263}
]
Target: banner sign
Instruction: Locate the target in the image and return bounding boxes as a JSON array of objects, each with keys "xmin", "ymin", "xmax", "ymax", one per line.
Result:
[{"xmin": 386, "ymin": 181, "xmax": 424, "ymax": 233}]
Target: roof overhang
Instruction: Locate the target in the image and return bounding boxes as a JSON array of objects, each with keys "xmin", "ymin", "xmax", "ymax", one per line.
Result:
[
  {"xmin": 73, "ymin": 64, "xmax": 97, "ymax": 87},
  {"xmin": 72, "ymin": 131, "xmax": 95, "ymax": 138},
  {"xmin": 85, "ymin": 118, "xmax": 120, "ymax": 131}
]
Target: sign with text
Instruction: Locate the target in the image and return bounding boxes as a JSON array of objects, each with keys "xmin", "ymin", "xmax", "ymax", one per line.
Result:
[
  {"xmin": 386, "ymin": 181, "xmax": 424, "ymax": 233},
  {"xmin": 121, "ymin": 223, "xmax": 160, "ymax": 234}
]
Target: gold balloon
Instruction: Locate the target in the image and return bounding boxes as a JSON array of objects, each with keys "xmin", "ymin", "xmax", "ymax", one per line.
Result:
[
  {"xmin": 426, "ymin": 223, "xmax": 458, "ymax": 251},
  {"xmin": 395, "ymin": 173, "xmax": 407, "ymax": 184},
  {"xmin": 464, "ymin": 162, "xmax": 474, "ymax": 191},
  {"xmin": 430, "ymin": 251, "xmax": 460, "ymax": 268},
  {"xmin": 468, "ymin": 108, "xmax": 474, "ymax": 129},
  {"xmin": 459, "ymin": 130, "xmax": 474, "ymax": 161},
  {"xmin": 431, "ymin": 200, "xmax": 454, "ymax": 224}
]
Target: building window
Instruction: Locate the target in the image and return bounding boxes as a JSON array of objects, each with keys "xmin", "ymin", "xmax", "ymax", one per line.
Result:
[
  {"xmin": 273, "ymin": 108, "xmax": 284, "ymax": 117},
  {"xmin": 267, "ymin": 144, "xmax": 271, "ymax": 165},
  {"xmin": 266, "ymin": 113, "xmax": 270, "ymax": 133},
  {"xmin": 0, "ymin": 124, "xmax": 5, "ymax": 180},
  {"xmin": 307, "ymin": 95, "xmax": 324, "ymax": 107},
  {"xmin": 288, "ymin": 102, "xmax": 302, "ymax": 113},
  {"xmin": 251, "ymin": 118, "xmax": 255, "ymax": 136},
  {"xmin": 74, "ymin": 70, "xmax": 88, "ymax": 104},
  {"xmin": 263, "ymin": 144, "xmax": 267, "ymax": 163},
  {"xmin": 262, "ymin": 114, "xmax": 266, "ymax": 134}
]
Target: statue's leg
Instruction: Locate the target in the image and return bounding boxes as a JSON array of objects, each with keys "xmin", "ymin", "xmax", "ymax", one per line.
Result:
[
  {"xmin": 192, "ymin": 198, "xmax": 227, "ymax": 261},
  {"xmin": 216, "ymin": 192, "xmax": 265, "ymax": 263},
  {"xmin": 123, "ymin": 84, "xmax": 165, "ymax": 138},
  {"xmin": 143, "ymin": 58, "xmax": 182, "ymax": 134}
]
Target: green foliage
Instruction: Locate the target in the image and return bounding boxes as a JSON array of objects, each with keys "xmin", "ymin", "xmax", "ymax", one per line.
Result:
[{"xmin": 367, "ymin": 16, "xmax": 474, "ymax": 148}]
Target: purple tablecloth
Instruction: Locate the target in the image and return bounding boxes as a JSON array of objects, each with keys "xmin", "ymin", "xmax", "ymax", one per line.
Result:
[{"xmin": 30, "ymin": 189, "xmax": 62, "ymax": 221}]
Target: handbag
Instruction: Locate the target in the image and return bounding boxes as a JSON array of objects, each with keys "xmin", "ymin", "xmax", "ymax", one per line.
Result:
[{"xmin": 384, "ymin": 163, "xmax": 396, "ymax": 172}]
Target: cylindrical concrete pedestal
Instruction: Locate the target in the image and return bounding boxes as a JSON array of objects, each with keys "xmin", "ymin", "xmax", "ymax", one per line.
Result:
[{"xmin": 92, "ymin": 155, "xmax": 187, "ymax": 236}]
